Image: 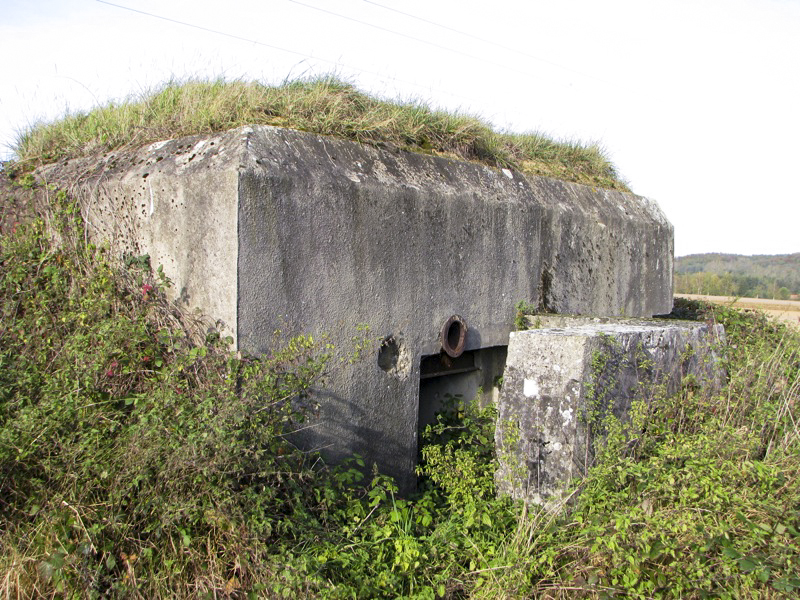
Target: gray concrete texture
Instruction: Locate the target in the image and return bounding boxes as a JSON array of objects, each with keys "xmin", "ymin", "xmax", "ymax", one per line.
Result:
[
  {"xmin": 37, "ymin": 125, "xmax": 675, "ymax": 490},
  {"xmin": 495, "ymin": 318, "xmax": 726, "ymax": 507}
]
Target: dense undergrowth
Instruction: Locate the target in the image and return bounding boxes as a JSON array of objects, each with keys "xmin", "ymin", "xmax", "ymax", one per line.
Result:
[
  {"xmin": 1, "ymin": 177, "xmax": 799, "ymax": 598},
  {"xmin": 12, "ymin": 76, "xmax": 628, "ymax": 191}
]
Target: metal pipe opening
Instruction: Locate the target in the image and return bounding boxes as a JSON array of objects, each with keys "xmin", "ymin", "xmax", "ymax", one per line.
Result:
[{"xmin": 440, "ymin": 315, "xmax": 467, "ymax": 358}]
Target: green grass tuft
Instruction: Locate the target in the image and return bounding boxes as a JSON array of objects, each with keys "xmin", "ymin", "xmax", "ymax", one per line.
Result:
[{"xmin": 13, "ymin": 76, "xmax": 629, "ymax": 191}]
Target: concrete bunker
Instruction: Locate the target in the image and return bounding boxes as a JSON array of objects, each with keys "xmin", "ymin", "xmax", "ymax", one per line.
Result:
[{"xmin": 39, "ymin": 124, "xmax": 677, "ymax": 493}]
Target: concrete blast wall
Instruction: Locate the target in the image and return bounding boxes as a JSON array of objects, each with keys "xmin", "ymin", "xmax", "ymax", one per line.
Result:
[
  {"xmin": 38, "ymin": 125, "xmax": 674, "ymax": 490},
  {"xmin": 496, "ymin": 317, "xmax": 725, "ymax": 507}
]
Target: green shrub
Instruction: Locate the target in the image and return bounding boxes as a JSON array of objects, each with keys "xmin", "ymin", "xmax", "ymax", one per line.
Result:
[
  {"xmin": 0, "ymin": 191, "xmax": 330, "ymax": 597},
  {"xmin": 531, "ymin": 300, "xmax": 800, "ymax": 598},
  {"xmin": 274, "ymin": 395, "xmax": 523, "ymax": 599}
]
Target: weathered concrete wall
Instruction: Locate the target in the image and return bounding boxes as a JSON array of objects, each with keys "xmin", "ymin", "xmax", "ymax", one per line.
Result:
[
  {"xmin": 39, "ymin": 132, "xmax": 244, "ymax": 339},
  {"xmin": 534, "ymin": 181, "xmax": 673, "ymax": 316},
  {"xmin": 495, "ymin": 318, "xmax": 725, "ymax": 507},
  {"xmin": 236, "ymin": 126, "xmax": 673, "ymax": 486},
  {"xmin": 37, "ymin": 125, "xmax": 675, "ymax": 490}
]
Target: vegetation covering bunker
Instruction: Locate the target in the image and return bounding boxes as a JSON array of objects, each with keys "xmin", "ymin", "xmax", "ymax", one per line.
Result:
[{"xmin": 39, "ymin": 124, "xmax": 674, "ymax": 490}]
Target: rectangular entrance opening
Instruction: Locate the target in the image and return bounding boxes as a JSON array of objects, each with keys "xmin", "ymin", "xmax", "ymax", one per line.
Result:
[{"xmin": 417, "ymin": 345, "xmax": 508, "ymax": 433}]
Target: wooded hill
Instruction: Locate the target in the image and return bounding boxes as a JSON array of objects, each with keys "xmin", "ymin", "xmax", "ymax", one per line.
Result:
[{"xmin": 675, "ymin": 253, "xmax": 800, "ymax": 298}]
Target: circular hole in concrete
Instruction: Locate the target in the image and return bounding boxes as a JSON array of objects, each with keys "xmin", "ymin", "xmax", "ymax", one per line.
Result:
[
  {"xmin": 377, "ymin": 336, "xmax": 399, "ymax": 372},
  {"xmin": 447, "ymin": 322, "xmax": 461, "ymax": 349}
]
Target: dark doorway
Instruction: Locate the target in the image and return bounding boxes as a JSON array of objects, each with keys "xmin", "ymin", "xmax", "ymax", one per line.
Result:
[{"xmin": 417, "ymin": 345, "xmax": 507, "ymax": 433}]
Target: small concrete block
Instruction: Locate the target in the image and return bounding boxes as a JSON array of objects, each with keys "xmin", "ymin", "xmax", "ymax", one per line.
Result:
[{"xmin": 495, "ymin": 318, "xmax": 725, "ymax": 507}]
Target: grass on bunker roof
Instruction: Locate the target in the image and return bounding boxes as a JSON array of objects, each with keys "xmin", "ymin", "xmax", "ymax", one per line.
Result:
[{"xmin": 13, "ymin": 76, "xmax": 629, "ymax": 191}]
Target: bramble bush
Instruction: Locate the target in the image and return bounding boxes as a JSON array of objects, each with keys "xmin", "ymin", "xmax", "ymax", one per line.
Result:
[{"xmin": 0, "ymin": 185, "xmax": 331, "ymax": 597}]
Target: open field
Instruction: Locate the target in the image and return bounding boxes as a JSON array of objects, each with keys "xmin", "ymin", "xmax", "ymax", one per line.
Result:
[{"xmin": 677, "ymin": 293, "xmax": 800, "ymax": 328}]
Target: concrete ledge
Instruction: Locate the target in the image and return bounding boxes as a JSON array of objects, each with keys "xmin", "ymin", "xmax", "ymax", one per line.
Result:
[{"xmin": 495, "ymin": 318, "xmax": 725, "ymax": 506}]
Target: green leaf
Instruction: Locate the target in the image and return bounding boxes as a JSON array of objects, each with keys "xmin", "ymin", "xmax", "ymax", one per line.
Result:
[
  {"xmin": 738, "ymin": 558, "xmax": 757, "ymax": 572},
  {"xmin": 722, "ymin": 547, "xmax": 742, "ymax": 560}
]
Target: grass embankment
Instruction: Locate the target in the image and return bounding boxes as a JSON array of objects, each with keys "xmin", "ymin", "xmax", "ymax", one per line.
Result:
[
  {"xmin": 12, "ymin": 76, "xmax": 628, "ymax": 191},
  {"xmin": 1, "ymin": 176, "xmax": 799, "ymax": 598}
]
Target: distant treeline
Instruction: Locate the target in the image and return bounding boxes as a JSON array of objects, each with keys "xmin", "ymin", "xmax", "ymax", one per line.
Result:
[{"xmin": 675, "ymin": 253, "xmax": 800, "ymax": 299}]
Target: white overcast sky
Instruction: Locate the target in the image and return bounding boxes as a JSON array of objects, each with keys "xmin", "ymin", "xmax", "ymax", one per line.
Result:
[{"xmin": 1, "ymin": 0, "xmax": 798, "ymax": 257}]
